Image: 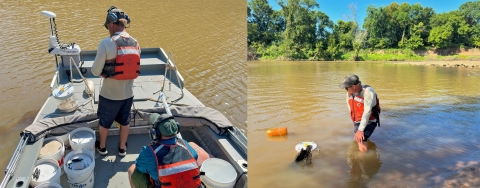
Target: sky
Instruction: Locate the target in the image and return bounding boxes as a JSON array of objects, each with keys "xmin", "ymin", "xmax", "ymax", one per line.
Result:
[{"xmin": 265, "ymin": 0, "xmax": 475, "ymax": 26}]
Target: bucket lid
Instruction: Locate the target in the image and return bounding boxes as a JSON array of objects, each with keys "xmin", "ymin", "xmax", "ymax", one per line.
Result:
[
  {"xmin": 34, "ymin": 182, "xmax": 62, "ymax": 188},
  {"xmin": 39, "ymin": 139, "xmax": 63, "ymax": 156},
  {"xmin": 32, "ymin": 160, "xmax": 59, "ymax": 182},
  {"xmin": 66, "ymin": 153, "xmax": 92, "ymax": 171},
  {"xmin": 52, "ymin": 83, "xmax": 75, "ymax": 100},
  {"xmin": 295, "ymin": 141, "xmax": 317, "ymax": 152},
  {"xmin": 201, "ymin": 158, "xmax": 237, "ymax": 184},
  {"xmin": 71, "ymin": 131, "xmax": 94, "ymax": 144}
]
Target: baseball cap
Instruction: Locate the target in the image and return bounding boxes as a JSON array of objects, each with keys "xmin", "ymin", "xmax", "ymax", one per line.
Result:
[
  {"xmin": 339, "ymin": 74, "xmax": 360, "ymax": 88},
  {"xmin": 149, "ymin": 113, "xmax": 178, "ymax": 137}
]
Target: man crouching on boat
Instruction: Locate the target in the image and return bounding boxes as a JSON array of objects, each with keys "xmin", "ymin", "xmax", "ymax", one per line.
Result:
[
  {"xmin": 340, "ymin": 74, "xmax": 381, "ymax": 152},
  {"xmin": 128, "ymin": 113, "xmax": 202, "ymax": 188},
  {"xmin": 92, "ymin": 6, "xmax": 141, "ymax": 157}
]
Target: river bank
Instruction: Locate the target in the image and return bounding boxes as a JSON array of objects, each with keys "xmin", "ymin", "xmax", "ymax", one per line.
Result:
[
  {"xmin": 367, "ymin": 60, "xmax": 480, "ymax": 68},
  {"xmin": 248, "ymin": 47, "xmax": 480, "ymax": 64},
  {"xmin": 247, "ymin": 60, "xmax": 480, "ymax": 69}
]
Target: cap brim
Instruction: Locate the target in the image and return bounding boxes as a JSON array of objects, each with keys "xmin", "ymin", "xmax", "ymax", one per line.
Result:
[
  {"xmin": 149, "ymin": 113, "xmax": 161, "ymax": 124},
  {"xmin": 339, "ymin": 82, "xmax": 349, "ymax": 88}
]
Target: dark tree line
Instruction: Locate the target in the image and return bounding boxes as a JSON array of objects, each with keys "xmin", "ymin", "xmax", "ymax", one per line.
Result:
[{"xmin": 248, "ymin": 0, "xmax": 480, "ymax": 60}]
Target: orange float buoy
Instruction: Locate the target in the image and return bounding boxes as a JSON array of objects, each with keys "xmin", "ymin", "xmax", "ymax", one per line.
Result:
[{"xmin": 266, "ymin": 127, "xmax": 288, "ymax": 137}]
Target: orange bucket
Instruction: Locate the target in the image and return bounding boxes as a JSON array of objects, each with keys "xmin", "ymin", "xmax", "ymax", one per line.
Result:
[{"xmin": 266, "ymin": 127, "xmax": 287, "ymax": 137}]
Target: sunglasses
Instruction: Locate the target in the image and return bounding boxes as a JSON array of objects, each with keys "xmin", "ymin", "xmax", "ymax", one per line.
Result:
[
  {"xmin": 345, "ymin": 85, "xmax": 353, "ymax": 90},
  {"xmin": 104, "ymin": 22, "xmax": 111, "ymax": 30}
]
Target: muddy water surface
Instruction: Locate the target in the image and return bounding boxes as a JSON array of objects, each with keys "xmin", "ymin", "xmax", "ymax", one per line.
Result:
[{"xmin": 248, "ymin": 61, "xmax": 480, "ymax": 187}]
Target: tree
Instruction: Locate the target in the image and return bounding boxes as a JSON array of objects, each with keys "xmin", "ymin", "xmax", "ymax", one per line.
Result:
[
  {"xmin": 325, "ymin": 34, "xmax": 339, "ymax": 60},
  {"xmin": 364, "ymin": 5, "xmax": 387, "ymax": 49},
  {"xmin": 345, "ymin": 3, "xmax": 368, "ymax": 61},
  {"xmin": 459, "ymin": 1, "xmax": 480, "ymax": 47},
  {"xmin": 399, "ymin": 22, "xmax": 425, "ymax": 49},
  {"xmin": 396, "ymin": 3, "xmax": 411, "ymax": 44},
  {"xmin": 277, "ymin": 0, "xmax": 331, "ymax": 59},
  {"xmin": 428, "ymin": 25, "xmax": 453, "ymax": 48},
  {"xmin": 248, "ymin": 0, "xmax": 284, "ymax": 46},
  {"xmin": 429, "ymin": 11, "xmax": 470, "ymax": 48},
  {"xmin": 334, "ymin": 20, "xmax": 355, "ymax": 51}
]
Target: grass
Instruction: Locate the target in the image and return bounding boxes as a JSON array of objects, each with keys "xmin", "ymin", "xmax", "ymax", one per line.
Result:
[
  {"xmin": 339, "ymin": 49, "xmax": 426, "ymax": 61},
  {"xmin": 249, "ymin": 46, "xmax": 480, "ymax": 61}
]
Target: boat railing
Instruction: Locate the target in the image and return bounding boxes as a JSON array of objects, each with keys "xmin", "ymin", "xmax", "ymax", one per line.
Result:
[
  {"xmin": 0, "ymin": 135, "xmax": 29, "ymax": 188},
  {"xmin": 228, "ymin": 127, "xmax": 247, "ymax": 154}
]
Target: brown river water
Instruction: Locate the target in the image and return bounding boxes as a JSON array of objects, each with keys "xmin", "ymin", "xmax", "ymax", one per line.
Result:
[
  {"xmin": 248, "ymin": 61, "xmax": 480, "ymax": 187},
  {"xmin": 0, "ymin": 0, "xmax": 246, "ymax": 177}
]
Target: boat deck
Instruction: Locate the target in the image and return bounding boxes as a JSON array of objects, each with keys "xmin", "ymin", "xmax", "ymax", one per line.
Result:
[
  {"xmin": 4, "ymin": 48, "xmax": 247, "ymax": 188},
  {"xmin": 59, "ymin": 128, "xmax": 225, "ymax": 188},
  {"xmin": 40, "ymin": 48, "xmax": 203, "ymax": 120}
]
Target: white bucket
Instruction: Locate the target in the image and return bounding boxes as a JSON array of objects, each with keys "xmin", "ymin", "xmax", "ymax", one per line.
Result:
[
  {"xmin": 200, "ymin": 158, "xmax": 237, "ymax": 188},
  {"xmin": 29, "ymin": 159, "xmax": 61, "ymax": 187},
  {"xmin": 64, "ymin": 149, "xmax": 95, "ymax": 188},
  {"xmin": 69, "ymin": 127, "xmax": 96, "ymax": 155},
  {"xmin": 51, "ymin": 132, "xmax": 70, "ymax": 147},
  {"xmin": 38, "ymin": 137, "xmax": 65, "ymax": 175},
  {"xmin": 34, "ymin": 182, "xmax": 63, "ymax": 188}
]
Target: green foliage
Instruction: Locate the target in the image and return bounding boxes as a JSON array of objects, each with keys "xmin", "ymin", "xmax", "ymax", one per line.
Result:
[
  {"xmin": 248, "ymin": 0, "xmax": 285, "ymax": 46},
  {"xmin": 325, "ymin": 34, "xmax": 339, "ymax": 60},
  {"xmin": 428, "ymin": 26, "xmax": 451, "ymax": 48},
  {"xmin": 399, "ymin": 22, "xmax": 425, "ymax": 50},
  {"xmin": 247, "ymin": 0, "xmax": 480, "ymax": 60},
  {"xmin": 335, "ymin": 20, "xmax": 355, "ymax": 51}
]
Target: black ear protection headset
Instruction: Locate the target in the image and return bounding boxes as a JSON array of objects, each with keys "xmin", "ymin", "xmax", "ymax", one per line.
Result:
[
  {"xmin": 105, "ymin": 6, "xmax": 131, "ymax": 28},
  {"xmin": 149, "ymin": 114, "xmax": 180, "ymax": 141}
]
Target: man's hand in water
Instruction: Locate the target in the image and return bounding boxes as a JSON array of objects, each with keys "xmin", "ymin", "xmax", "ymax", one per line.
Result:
[{"xmin": 354, "ymin": 130, "xmax": 364, "ymax": 143}]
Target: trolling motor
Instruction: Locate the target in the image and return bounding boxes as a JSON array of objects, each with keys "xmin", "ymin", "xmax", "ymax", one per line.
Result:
[
  {"xmin": 41, "ymin": 11, "xmax": 81, "ymax": 59},
  {"xmin": 41, "ymin": 11, "xmax": 89, "ymax": 113}
]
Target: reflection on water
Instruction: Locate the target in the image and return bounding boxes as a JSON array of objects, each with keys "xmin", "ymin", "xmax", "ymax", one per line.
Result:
[
  {"xmin": 0, "ymin": 0, "xmax": 245, "ymax": 176},
  {"xmin": 248, "ymin": 61, "xmax": 480, "ymax": 187},
  {"xmin": 347, "ymin": 141, "xmax": 382, "ymax": 188}
]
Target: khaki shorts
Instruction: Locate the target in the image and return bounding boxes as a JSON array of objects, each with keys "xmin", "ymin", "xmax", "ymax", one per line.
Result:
[{"xmin": 131, "ymin": 169, "xmax": 154, "ymax": 188}]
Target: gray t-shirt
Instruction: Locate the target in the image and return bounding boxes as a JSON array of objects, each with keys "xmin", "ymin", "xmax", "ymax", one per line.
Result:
[{"xmin": 91, "ymin": 31, "xmax": 137, "ymax": 100}]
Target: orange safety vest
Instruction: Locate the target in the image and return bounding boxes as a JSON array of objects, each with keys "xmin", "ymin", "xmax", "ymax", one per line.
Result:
[
  {"xmin": 102, "ymin": 34, "xmax": 140, "ymax": 80},
  {"xmin": 348, "ymin": 86, "xmax": 381, "ymax": 126},
  {"xmin": 149, "ymin": 139, "xmax": 201, "ymax": 188}
]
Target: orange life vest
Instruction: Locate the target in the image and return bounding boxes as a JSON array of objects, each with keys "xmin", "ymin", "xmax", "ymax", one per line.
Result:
[
  {"xmin": 149, "ymin": 139, "xmax": 201, "ymax": 188},
  {"xmin": 102, "ymin": 34, "xmax": 140, "ymax": 80},
  {"xmin": 348, "ymin": 86, "xmax": 381, "ymax": 126}
]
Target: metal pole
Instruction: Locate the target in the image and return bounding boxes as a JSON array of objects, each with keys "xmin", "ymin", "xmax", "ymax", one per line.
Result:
[
  {"xmin": 4, "ymin": 140, "xmax": 22, "ymax": 173},
  {"xmin": 49, "ymin": 18, "xmax": 54, "ymax": 36},
  {"xmin": 158, "ymin": 92, "xmax": 183, "ymax": 139},
  {"xmin": 159, "ymin": 92, "xmax": 171, "ymax": 115},
  {"xmin": 1, "ymin": 136, "xmax": 28, "ymax": 188}
]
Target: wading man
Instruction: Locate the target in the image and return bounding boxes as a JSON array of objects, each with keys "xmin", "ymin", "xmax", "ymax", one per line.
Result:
[
  {"xmin": 340, "ymin": 74, "xmax": 380, "ymax": 152},
  {"xmin": 92, "ymin": 6, "xmax": 141, "ymax": 156}
]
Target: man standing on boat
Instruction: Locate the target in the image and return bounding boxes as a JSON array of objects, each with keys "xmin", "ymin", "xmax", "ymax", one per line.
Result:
[
  {"xmin": 92, "ymin": 6, "xmax": 141, "ymax": 157},
  {"xmin": 128, "ymin": 113, "xmax": 201, "ymax": 188},
  {"xmin": 340, "ymin": 74, "xmax": 381, "ymax": 152}
]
